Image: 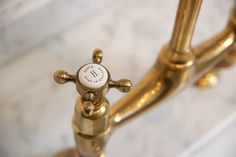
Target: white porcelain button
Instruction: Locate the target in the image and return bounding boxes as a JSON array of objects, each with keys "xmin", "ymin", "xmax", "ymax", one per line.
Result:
[{"xmin": 78, "ymin": 63, "xmax": 108, "ymax": 89}]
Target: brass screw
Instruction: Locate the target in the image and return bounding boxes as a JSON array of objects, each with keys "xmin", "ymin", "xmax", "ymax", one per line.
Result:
[{"xmin": 83, "ymin": 101, "xmax": 95, "ymax": 117}]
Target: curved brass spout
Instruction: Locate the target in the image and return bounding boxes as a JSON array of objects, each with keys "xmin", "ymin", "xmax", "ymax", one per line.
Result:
[
  {"xmin": 109, "ymin": 45, "xmax": 196, "ymax": 128},
  {"xmin": 194, "ymin": 14, "xmax": 236, "ymax": 79},
  {"xmin": 109, "ymin": 0, "xmax": 201, "ymax": 128},
  {"xmin": 110, "ymin": 67, "xmax": 182, "ymax": 128},
  {"xmin": 109, "ymin": 3, "xmax": 236, "ymax": 129}
]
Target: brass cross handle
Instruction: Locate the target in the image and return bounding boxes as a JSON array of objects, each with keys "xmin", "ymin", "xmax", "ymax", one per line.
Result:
[{"xmin": 53, "ymin": 49, "xmax": 132, "ymax": 115}]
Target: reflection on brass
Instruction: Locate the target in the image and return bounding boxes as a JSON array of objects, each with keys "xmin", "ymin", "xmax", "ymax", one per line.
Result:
[
  {"xmin": 53, "ymin": 0, "xmax": 236, "ymax": 156},
  {"xmin": 93, "ymin": 48, "xmax": 103, "ymax": 64},
  {"xmin": 54, "ymin": 50, "xmax": 132, "ymax": 157},
  {"xmin": 195, "ymin": 69, "xmax": 219, "ymax": 88},
  {"xmin": 56, "ymin": 149, "xmax": 76, "ymax": 157},
  {"xmin": 54, "ymin": 70, "xmax": 76, "ymax": 84}
]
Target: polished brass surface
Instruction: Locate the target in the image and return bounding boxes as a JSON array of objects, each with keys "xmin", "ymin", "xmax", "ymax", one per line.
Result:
[
  {"xmin": 195, "ymin": 69, "xmax": 219, "ymax": 88},
  {"xmin": 54, "ymin": 50, "xmax": 132, "ymax": 157},
  {"xmin": 93, "ymin": 48, "xmax": 103, "ymax": 64},
  {"xmin": 54, "ymin": 70, "xmax": 76, "ymax": 84},
  {"xmin": 170, "ymin": 0, "xmax": 202, "ymax": 52},
  {"xmin": 54, "ymin": 1, "xmax": 236, "ymax": 157},
  {"xmin": 56, "ymin": 149, "xmax": 76, "ymax": 157}
]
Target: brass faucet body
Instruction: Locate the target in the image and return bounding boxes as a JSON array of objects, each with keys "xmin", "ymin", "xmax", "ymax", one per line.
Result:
[
  {"xmin": 73, "ymin": 98, "xmax": 110, "ymax": 157},
  {"xmin": 54, "ymin": 0, "xmax": 236, "ymax": 157}
]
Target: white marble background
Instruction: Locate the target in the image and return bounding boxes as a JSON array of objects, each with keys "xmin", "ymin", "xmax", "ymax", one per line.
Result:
[{"xmin": 0, "ymin": 0, "xmax": 236, "ymax": 157}]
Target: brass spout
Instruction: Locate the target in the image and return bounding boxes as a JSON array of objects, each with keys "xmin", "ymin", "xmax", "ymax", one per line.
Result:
[
  {"xmin": 109, "ymin": 3, "xmax": 236, "ymax": 129},
  {"xmin": 194, "ymin": 12, "xmax": 236, "ymax": 79},
  {"xmin": 109, "ymin": 65, "xmax": 187, "ymax": 128},
  {"xmin": 109, "ymin": 0, "xmax": 202, "ymax": 128},
  {"xmin": 109, "ymin": 44, "xmax": 196, "ymax": 128},
  {"xmin": 170, "ymin": 0, "xmax": 202, "ymax": 52}
]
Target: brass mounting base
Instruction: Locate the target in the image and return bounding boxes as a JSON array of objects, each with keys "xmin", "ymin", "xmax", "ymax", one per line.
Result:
[
  {"xmin": 56, "ymin": 148, "xmax": 105, "ymax": 157},
  {"xmin": 56, "ymin": 148, "xmax": 76, "ymax": 157}
]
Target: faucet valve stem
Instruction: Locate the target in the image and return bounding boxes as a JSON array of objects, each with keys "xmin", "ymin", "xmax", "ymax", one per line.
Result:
[{"xmin": 53, "ymin": 48, "xmax": 132, "ymax": 120}]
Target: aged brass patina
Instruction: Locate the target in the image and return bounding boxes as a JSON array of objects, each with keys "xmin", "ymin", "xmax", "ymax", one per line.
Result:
[{"xmin": 54, "ymin": 0, "xmax": 236, "ymax": 156}]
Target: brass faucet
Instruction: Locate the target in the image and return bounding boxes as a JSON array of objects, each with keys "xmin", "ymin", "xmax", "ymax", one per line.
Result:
[{"xmin": 53, "ymin": 0, "xmax": 236, "ymax": 157}]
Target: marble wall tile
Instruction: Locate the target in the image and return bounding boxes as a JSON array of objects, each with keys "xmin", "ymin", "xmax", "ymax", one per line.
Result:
[
  {"xmin": 0, "ymin": 0, "xmax": 109, "ymax": 65},
  {"xmin": 179, "ymin": 112, "xmax": 236, "ymax": 157},
  {"xmin": 0, "ymin": 0, "xmax": 235, "ymax": 157}
]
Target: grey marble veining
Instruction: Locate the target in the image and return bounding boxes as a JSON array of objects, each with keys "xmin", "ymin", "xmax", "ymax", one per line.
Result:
[
  {"xmin": 0, "ymin": 0, "xmax": 236, "ymax": 157},
  {"xmin": 179, "ymin": 112, "xmax": 236, "ymax": 157},
  {"xmin": 0, "ymin": 0, "xmax": 110, "ymax": 66}
]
